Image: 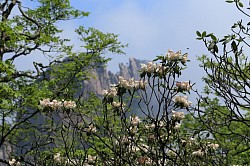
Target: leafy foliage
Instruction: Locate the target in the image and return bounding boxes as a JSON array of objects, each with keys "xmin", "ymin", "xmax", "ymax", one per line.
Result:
[
  {"xmin": 0, "ymin": 0, "xmax": 125, "ymax": 165},
  {"xmin": 190, "ymin": 1, "xmax": 250, "ymax": 164}
]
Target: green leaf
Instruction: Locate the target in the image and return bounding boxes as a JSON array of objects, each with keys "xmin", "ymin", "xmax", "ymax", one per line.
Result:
[
  {"xmin": 238, "ymin": 2, "xmax": 243, "ymax": 7},
  {"xmin": 225, "ymin": 0, "xmax": 234, "ymax": 3},
  {"xmin": 196, "ymin": 31, "xmax": 201, "ymax": 37},
  {"xmin": 202, "ymin": 31, "xmax": 207, "ymax": 37},
  {"xmin": 219, "ymin": 38, "xmax": 226, "ymax": 42},
  {"xmin": 231, "ymin": 41, "xmax": 237, "ymax": 52},
  {"xmin": 231, "ymin": 24, "xmax": 238, "ymax": 28},
  {"xmin": 211, "ymin": 35, "xmax": 217, "ymax": 41}
]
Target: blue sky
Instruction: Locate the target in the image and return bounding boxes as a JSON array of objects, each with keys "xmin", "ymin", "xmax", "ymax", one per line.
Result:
[
  {"xmin": 67, "ymin": 0, "xmax": 244, "ymax": 87},
  {"xmin": 16, "ymin": 0, "xmax": 245, "ymax": 92}
]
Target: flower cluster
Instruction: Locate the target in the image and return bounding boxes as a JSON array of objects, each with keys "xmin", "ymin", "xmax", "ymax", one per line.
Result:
[
  {"xmin": 207, "ymin": 143, "xmax": 219, "ymax": 150},
  {"xmin": 172, "ymin": 111, "xmax": 185, "ymax": 121},
  {"xmin": 112, "ymin": 101, "xmax": 125, "ymax": 108},
  {"xmin": 173, "ymin": 95, "xmax": 192, "ymax": 107},
  {"xmin": 9, "ymin": 159, "xmax": 21, "ymax": 166},
  {"xmin": 166, "ymin": 49, "xmax": 188, "ymax": 63},
  {"xmin": 40, "ymin": 99, "xmax": 76, "ymax": 110},
  {"xmin": 181, "ymin": 138, "xmax": 195, "ymax": 146},
  {"xmin": 145, "ymin": 120, "xmax": 168, "ymax": 130},
  {"xmin": 87, "ymin": 155, "xmax": 97, "ymax": 164},
  {"xmin": 130, "ymin": 116, "xmax": 141, "ymax": 126},
  {"xmin": 176, "ymin": 81, "xmax": 191, "ymax": 91},
  {"xmin": 54, "ymin": 153, "xmax": 62, "ymax": 163},
  {"xmin": 155, "ymin": 63, "xmax": 167, "ymax": 75},
  {"xmin": 63, "ymin": 100, "xmax": 77, "ymax": 109},
  {"xmin": 192, "ymin": 149, "xmax": 204, "ymax": 156},
  {"xmin": 174, "ymin": 123, "xmax": 181, "ymax": 129},
  {"xmin": 102, "ymin": 86, "xmax": 118, "ymax": 98},
  {"xmin": 190, "ymin": 141, "xmax": 219, "ymax": 157},
  {"xmin": 85, "ymin": 124, "xmax": 97, "ymax": 134},
  {"xmin": 141, "ymin": 62, "xmax": 156, "ymax": 73},
  {"xmin": 145, "ymin": 123, "xmax": 156, "ymax": 130},
  {"xmin": 140, "ymin": 62, "xmax": 167, "ymax": 75},
  {"xmin": 118, "ymin": 76, "xmax": 147, "ymax": 90},
  {"xmin": 129, "ymin": 126, "xmax": 138, "ymax": 135},
  {"xmin": 103, "ymin": 77, "xmax": 147, "ymax": 99}
]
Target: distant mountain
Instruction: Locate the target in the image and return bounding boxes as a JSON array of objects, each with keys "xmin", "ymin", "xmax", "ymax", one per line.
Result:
[{"xmin": 80, "ymin": 58, "xmax": 148, "ymax": 97}]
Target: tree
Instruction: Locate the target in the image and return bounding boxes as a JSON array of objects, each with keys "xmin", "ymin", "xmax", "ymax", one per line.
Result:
[
  {"xmin": 0, "ymin": 0, "xmax": 125, "ymax": 165},
  {"xmin": 50, "ymin": 49, "xmax": 223, "ymax": 166},
  {"xmin": 185, "ymin": 0, "xmax": 250, "ymax": 164},
  {"xmin": 2, "ymin": 0, "xmax": 249, "ymax": 165}
]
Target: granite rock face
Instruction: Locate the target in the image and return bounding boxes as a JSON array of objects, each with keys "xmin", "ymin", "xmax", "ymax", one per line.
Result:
[{"xmin": 80, "ymin": 58, "xmax": 147, "ymax": 96}]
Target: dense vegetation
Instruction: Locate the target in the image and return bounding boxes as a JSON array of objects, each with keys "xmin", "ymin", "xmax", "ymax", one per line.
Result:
[{"xmin": 0, "ymin": 0, "xmax": 249, "ymax": 165}]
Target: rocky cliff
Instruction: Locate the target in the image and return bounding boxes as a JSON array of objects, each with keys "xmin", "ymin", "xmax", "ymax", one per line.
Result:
[{"xmin": 80, "ymin": 58, "xmax": 147, "ymax": 97}]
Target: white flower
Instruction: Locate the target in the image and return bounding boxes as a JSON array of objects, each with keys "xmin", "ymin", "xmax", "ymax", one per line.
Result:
[
  {"xmin": 119, "ymin": 76, "xmax": 130, "ymax": 89},
  {"xmin": 172, "ymin": 111, "xmax": 185, "ymax": 121},
  {"xmin": 140, "ymin": 63, "xmax": 148, "ymax": 72},
  {"xmin": 63, "ymin": 100, "xmax": 76, "ymax": 109},
  {"xmin": 158, "ymin": 120, "xmax": 165, "ymax": 127},
  {"xmin": 173, "ymin": 96, "xmax": 192, "ymax": 107},
  {"xmin": 109, "ymin": 87, "xmax": 118, "ymax": 97},
  {"xmin": 87, "ymin": 155, "xmax": 96, "ymax": 164},
  {"xmin": 166, "ymin": 49, "xmax": 188, "ymax": 63},
  {"xmin": 39, "ymin": 98, "xmax": 50, "ymax": 108},
  {"xmin": 155, "ymin": 64, "xmax": 167, "ymax": 75},
  {"xmin": 49, "ymin": 100, "xmax": 62, "ymax": 109},
  {"xmin": 102, "ymin": 87, "xmax": 118, "ymax": 98},
  {"xmin": 147, "ymin": 61, "xmax": 157, "ymax": 73},
  {"xmin": 112, "ymin": 101, "xmax": 122, "ymax": 108},
  {"xmin": 176, "ymin": 81, "xmax": 191, "ymax": 91},
  {"xmin": 134, "ymin": 80, "xmax": 140, "ymax": 89},
  {"xmin": 9, "ymin": 159, "xmax": 21, "ymax": 166},
  {"xmin": 181, "ymin": 138, "xmax": 195, "ymax": 146},
  {"xmin": 207, "ymin": 143, "xmax": 219, "ymax": 150},
  {"xmin": 139, "ymin": 80, "xmax": 147, "ymax": 89},
  {"xmin": 129, "ymin": 126, "xmax": 138, "ymax": 134},
  {"xmin": 166, "ymin": 49, "xmax": 182, "ymax": 61},
  {"xmin": 131, "ymin": 145, "xmax": 140, "ymax": 152},
  {"xmin": 86, "ymin": 124, "xmax": 97, "ymax": 134},
  {"xmin": 145, "ymin": 123, "xmax": 155, "ymax": 129},
  {"xmin": 130, "ymin": 116, "xmax": 141, "ymax": 126},
  {"xmin": 117, "ymin": 76, "xmax": 147, "ymax": 91},
  {"xmin": 174, "ymin": 123, "xmax": 181, "ymax": 129},
  {"xmin": 192, "ymin": 149, "xmax": 204, "ymax": 156},
  {"xmin": 54, "ymin": 153, "xmax": 62, "ymax": 163},
  {"xmin": 102, "ymin": 89, "xmax": 108, "ymax": 96},
  {"xmin": 40, "ymin": 99, "xmax": 76, "ymax": 110},
  {"xmin": 189, "ymin": 137, "xmax": 195, "ymax": 142},
  {"xmin": 140, "ymin": 62, "xmax": 157, "ymax": 73},
  {"xmin": 118, "ymin": 76, "xmax": 135, "ymax": 89}
]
